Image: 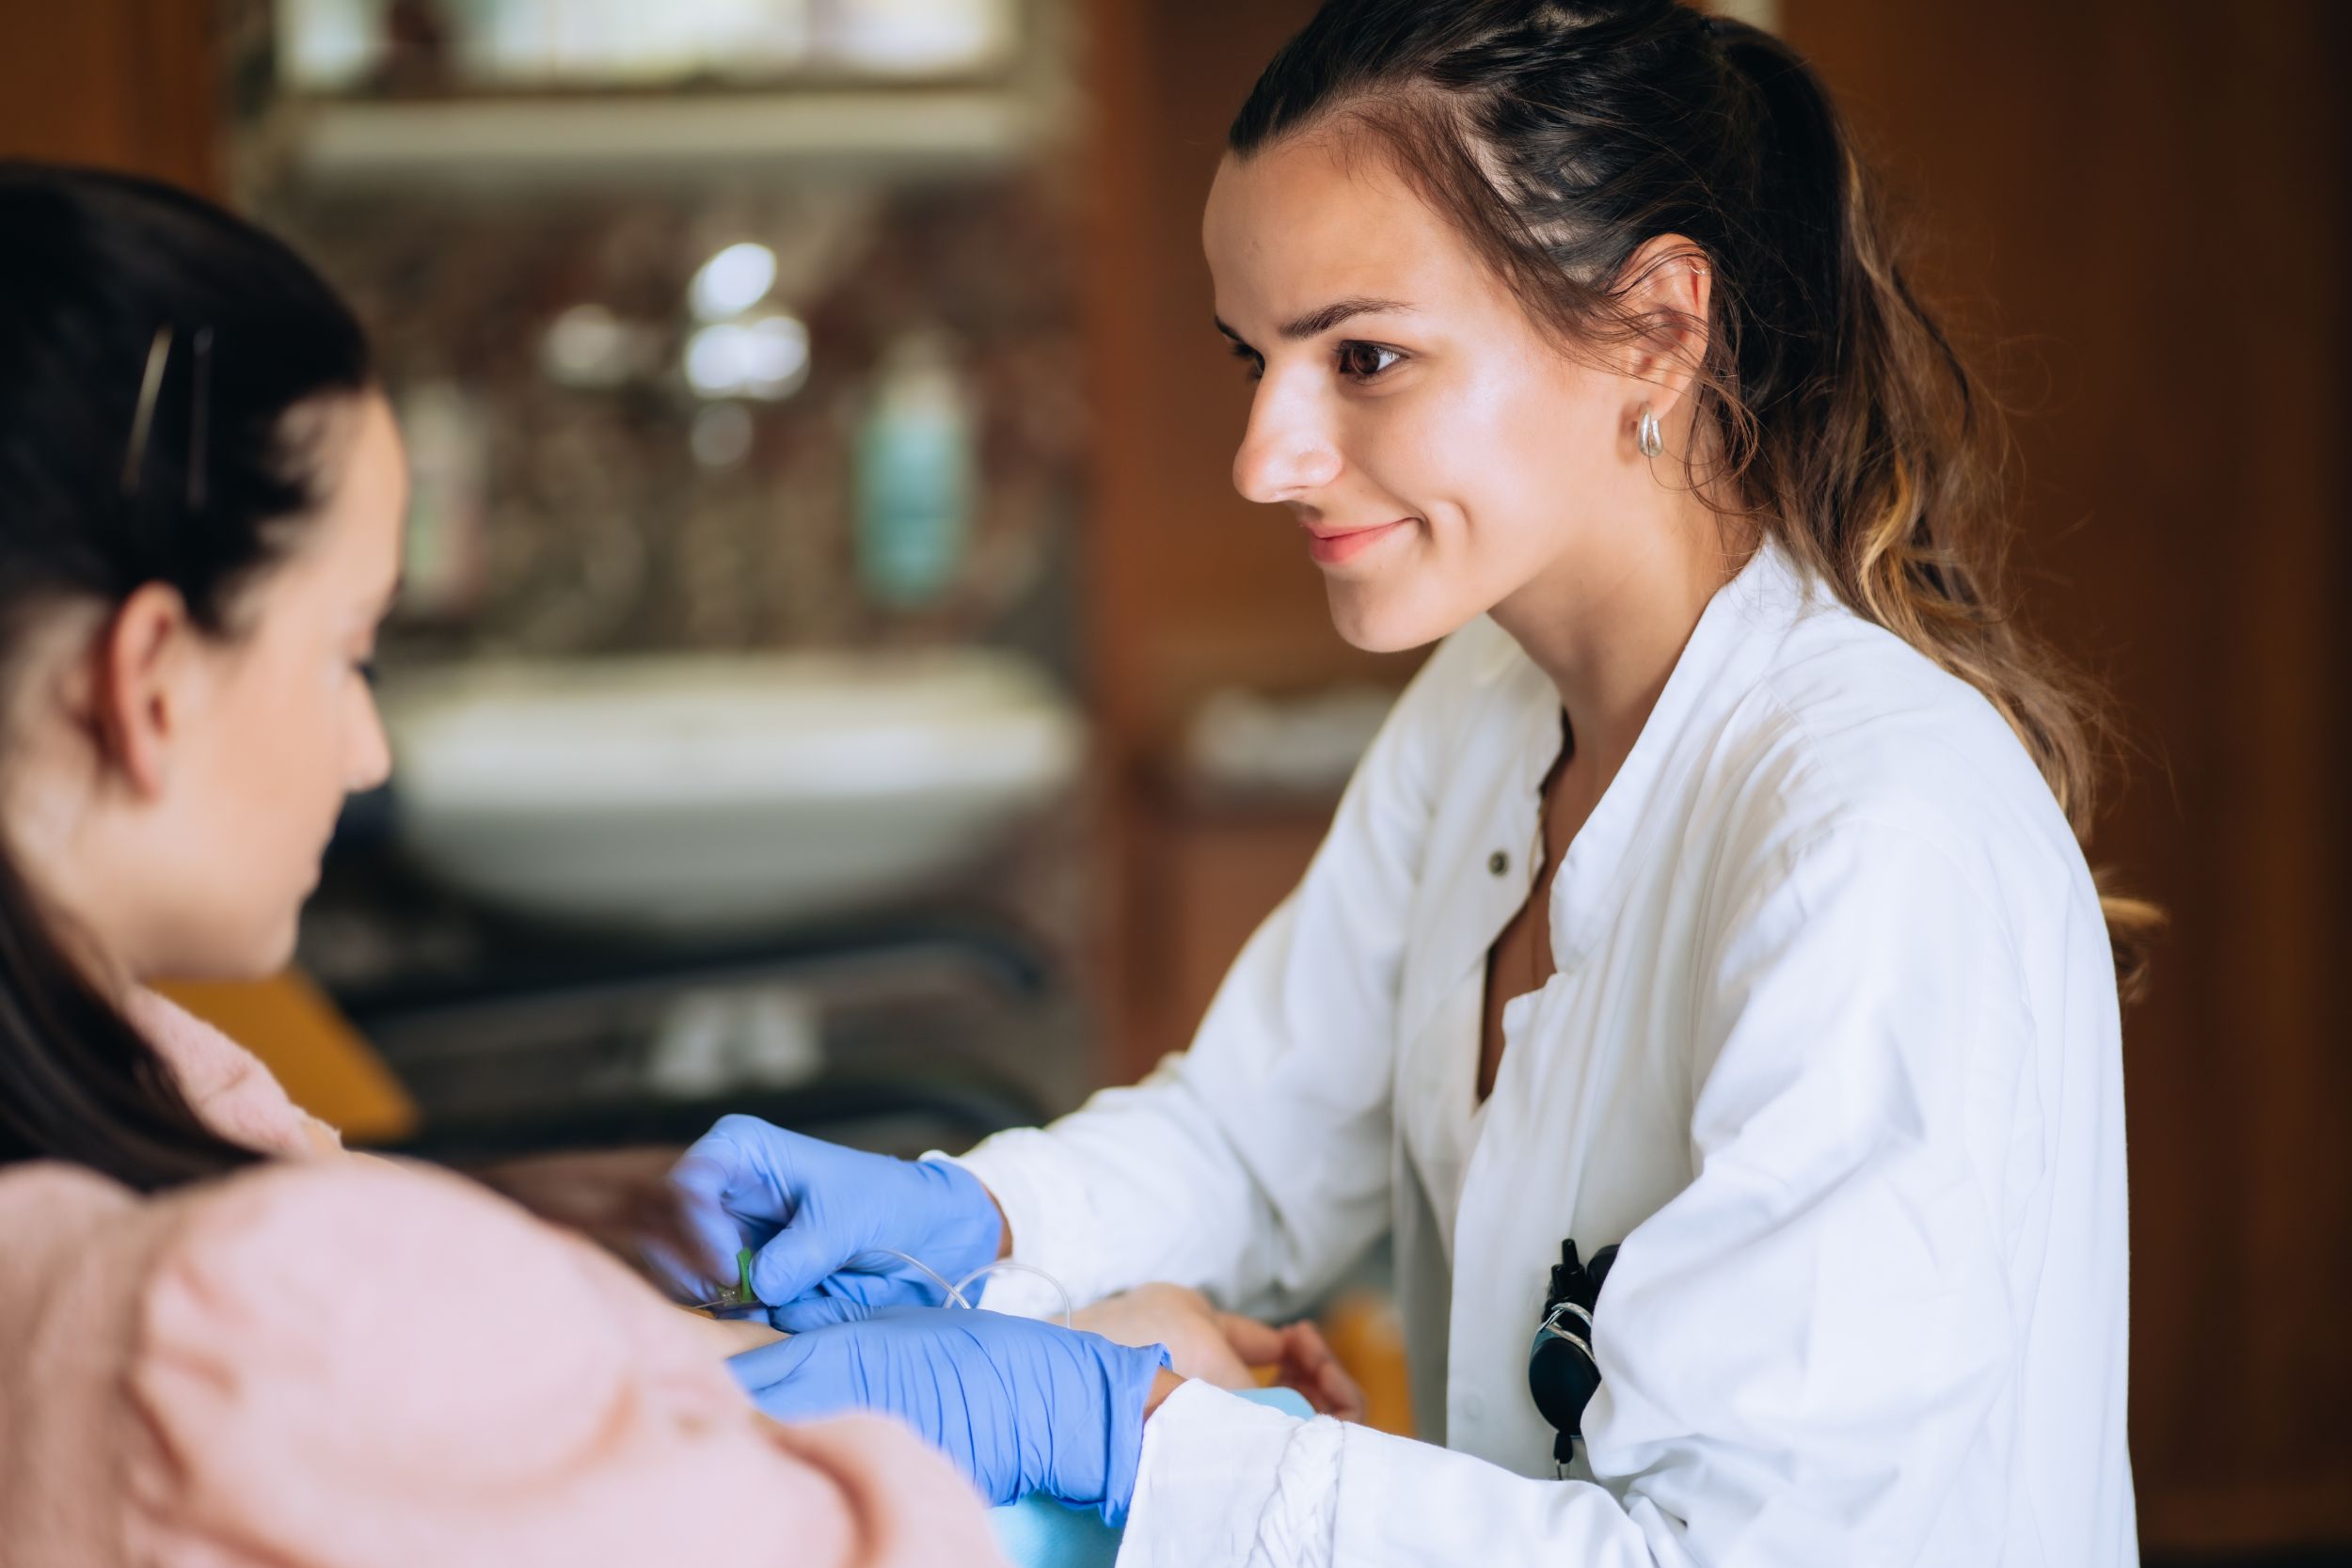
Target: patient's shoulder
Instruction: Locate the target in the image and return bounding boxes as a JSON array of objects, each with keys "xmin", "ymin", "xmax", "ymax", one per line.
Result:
[
  {"xmin": 0, "ymin": 1159, "xmax": 148, "ymax": 1337},
  {"xmin": 135, "ymin": 1159, "xmax": 697, "ymax": 1454},
  {"xmin": 123, "ymin": 1158, "xmax": 1009, "ymax": 1567}
]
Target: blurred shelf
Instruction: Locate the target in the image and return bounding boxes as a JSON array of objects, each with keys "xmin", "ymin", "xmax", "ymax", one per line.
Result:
[{"xmin": 283, "ymin": 88, "xmax": 1046, "ymax": 184}]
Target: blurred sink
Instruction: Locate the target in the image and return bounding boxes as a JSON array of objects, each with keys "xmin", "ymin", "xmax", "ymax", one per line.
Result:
[{"xmin": 378, "ymin": 649, "xmax": 1084, "ymax": 933}]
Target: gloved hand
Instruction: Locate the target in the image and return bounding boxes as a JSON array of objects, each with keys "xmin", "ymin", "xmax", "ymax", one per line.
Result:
[
  {"xmin": 654, "ymin": 1115, "xmax": 1003, "ymax": 1332},
  {"xmin": 729, "ymin": 1307, "xmax": 1171, "ymax": 1523}
]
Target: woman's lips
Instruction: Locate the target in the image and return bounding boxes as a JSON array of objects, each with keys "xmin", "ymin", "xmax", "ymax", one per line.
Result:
[{"xmin": 1304, "ymin": 518, "xmax": 1410, "ymax": 566}]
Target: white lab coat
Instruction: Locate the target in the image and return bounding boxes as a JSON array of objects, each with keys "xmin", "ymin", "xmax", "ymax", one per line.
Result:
[{"xmin": 956, "ymin": 543, "xmax": 2135, "ymax": 1566}]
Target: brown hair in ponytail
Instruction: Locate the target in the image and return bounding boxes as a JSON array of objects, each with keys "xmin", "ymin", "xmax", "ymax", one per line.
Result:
[{"xmin": 1230, "ymin": 0, "xmax": 2159, "ymax": 996}]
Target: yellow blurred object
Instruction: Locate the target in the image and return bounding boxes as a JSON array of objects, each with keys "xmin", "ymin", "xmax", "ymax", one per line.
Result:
[
  {"xmin": 152, "ymin": 972, "xmax": 419, "ymax": 1145},
  {"xmin": 1318, "ymin": 1288, "xmax": 1415, "ymax": 1436}
]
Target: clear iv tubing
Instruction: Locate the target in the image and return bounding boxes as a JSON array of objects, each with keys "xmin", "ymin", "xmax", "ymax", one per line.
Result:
[{"xmin": 873, "ymin": 1248, "xmax": 1075, "ymax": 1329}]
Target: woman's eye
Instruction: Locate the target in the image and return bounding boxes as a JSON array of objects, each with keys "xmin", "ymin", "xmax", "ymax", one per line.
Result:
[
  {"xmin": 352, "ymin": 657, "xmax": 379, "ymax": 687},
  {"xmin": 1336, "ymin": 341, "xmax": 1404, "ymax": 381},
  {"xmin": 1228, "ymin": 341, "xmax": 1264, "ymax": 381}
]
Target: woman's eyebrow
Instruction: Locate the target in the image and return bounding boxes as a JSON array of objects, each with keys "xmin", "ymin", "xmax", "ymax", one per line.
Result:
[{"xmin": 1215, "ymin": 296, "xmax": 1417, "ymax": 346}]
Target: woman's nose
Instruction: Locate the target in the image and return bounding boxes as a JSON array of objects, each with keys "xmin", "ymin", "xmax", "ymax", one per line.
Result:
[
  {"xmin": 349, "ymin": 692, "xmax": 392, "ymax": 793},
  {"xmin": 1232, "ymin": 383, "xmax": 1343, "ymax": 504}
]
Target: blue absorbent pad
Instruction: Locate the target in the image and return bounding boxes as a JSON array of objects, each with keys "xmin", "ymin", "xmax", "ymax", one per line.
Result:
[{"xmin": 989, "ymin": 1386, "xmax": 1313, "ymax": 1568}]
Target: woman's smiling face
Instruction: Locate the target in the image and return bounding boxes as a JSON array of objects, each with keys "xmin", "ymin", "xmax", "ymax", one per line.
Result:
[{"xmin": 1203, "ymin": 132, "xmax": 1657, "ymax": 654}]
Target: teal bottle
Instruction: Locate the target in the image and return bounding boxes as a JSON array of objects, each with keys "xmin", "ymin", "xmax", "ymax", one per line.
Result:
[{"xmin": 854, "ymin": 330, "xmax": 977, "ymax": 609}]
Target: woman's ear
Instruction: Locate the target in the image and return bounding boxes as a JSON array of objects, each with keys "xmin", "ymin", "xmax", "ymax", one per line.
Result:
[
  {"xmin": 92, "ymin": 583, "xmax": 202, "ymax": 799},
  {"xmin": 1614, "ymin": 233, "xmax": 1715, "ymax": 419}
]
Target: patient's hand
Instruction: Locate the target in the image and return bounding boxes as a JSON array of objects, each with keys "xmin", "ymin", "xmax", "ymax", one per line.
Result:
[{"xmin": 1073, "ymin": 1283, "xmax": 1363, "ymax": 1421}]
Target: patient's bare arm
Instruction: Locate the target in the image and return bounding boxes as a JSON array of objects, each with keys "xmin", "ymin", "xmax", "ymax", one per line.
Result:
[{"xmin": 674, "ymin": 1307, "xmax": 787, "ymax": 1357}]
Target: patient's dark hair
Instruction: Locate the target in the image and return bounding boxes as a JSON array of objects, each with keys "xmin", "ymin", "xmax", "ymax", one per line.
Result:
[
  {"xmin": 1230, "ymin": 0, "xmax": 2157, "ymax": 994},
  {"xmin": 0, "ymin": 163, "xmax": 370, "ymax": 1189}
]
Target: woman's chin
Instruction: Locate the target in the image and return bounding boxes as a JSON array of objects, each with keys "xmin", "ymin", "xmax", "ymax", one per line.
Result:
[
  {"xmin": 187, "ymin": 912, "xmax": 304, "ymax": 986},
  {"xmin": 1326, "ymin": 582, "xmax": 1459, "ymax": 656}
]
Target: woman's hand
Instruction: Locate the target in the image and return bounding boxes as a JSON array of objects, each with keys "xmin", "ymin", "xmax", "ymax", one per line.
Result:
[
  {"xmin": 729, "ymin": 1307, "xmax": 1169, "ymax": 1523},
  {"xmin": 1073, "ymin": 1283, "xmax": 1364, "ymax": 1421},
  {"xmin": 655, "ymin": 1116, "xmax": 1004, "ymax": 1331}
]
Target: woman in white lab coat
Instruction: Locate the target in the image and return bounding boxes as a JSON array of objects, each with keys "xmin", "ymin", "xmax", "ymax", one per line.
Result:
[{"xmin": 679, "ymin": 1, "xmax": 2153, "ymax": 1562}]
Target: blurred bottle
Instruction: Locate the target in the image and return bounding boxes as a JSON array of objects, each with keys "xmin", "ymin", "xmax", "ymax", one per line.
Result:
[
  {"xmin": 378, "ymin": 0, "xmax": 455, "ymax": 94},
  {"xmin": 853, "ymin": 329, "xmax": 977, "ymax": 610}
]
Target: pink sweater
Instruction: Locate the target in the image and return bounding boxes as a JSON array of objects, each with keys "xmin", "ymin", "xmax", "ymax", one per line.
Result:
[{"xmin": 0, "ymin": 994, "xmax": 1008, "ymax": 1568}]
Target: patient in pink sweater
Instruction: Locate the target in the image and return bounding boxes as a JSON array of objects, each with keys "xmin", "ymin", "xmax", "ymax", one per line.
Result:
[
  {"xmin": 0, "ymin": 166, "xmax": 1005, "ymax": 1568},
  {"xmin": 1, "ymin": 1000, "xmax": 993, "ymax": 1568}
]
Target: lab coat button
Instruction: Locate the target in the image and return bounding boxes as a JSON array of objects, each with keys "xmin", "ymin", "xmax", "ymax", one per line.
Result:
[{"xmin": 1486, "ymin": 850, "xmax": 1509, "ymax": 876}]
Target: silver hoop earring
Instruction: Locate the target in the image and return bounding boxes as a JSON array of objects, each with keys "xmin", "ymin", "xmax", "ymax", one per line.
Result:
[{"xmin": 1636, "ymin": 404, "xmax": 1664, "ymax": 460}]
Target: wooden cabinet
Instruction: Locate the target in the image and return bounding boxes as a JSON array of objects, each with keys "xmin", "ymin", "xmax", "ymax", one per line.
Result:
[
  {"xmin": 0, "ymin": 1, "xmax": 221, "ymax": 196},
  {"xmin": 1780, "ymin": 3, "xmax": 2352, "ymax": 1548},
  {"xmin": 1113, "ymin": 791, "xmax": 1334, "ymax": 1082},
  {"xmin": 1069, "ymin": 0, "xmax": 1419, "ymax": 1081}
]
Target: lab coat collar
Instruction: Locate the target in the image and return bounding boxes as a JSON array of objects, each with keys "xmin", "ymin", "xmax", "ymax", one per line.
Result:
[
  {"xmin": 1539, "ymin": 540, "xmax": 1816, "ymax": 967},
  {"xmin": 1389, "ymin": 543, "xmax": 1815, "ymax": 1055}
]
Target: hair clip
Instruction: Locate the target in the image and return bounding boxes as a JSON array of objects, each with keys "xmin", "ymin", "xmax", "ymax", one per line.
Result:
[{"xmin": 121, "ymin": 325, "xmax": 175, "ymax": 499}]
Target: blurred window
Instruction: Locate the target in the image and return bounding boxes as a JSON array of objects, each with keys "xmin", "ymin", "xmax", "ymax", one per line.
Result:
[{"xmin": 278, "ymin": 0, "xmax": 1019, "ymax": 92}]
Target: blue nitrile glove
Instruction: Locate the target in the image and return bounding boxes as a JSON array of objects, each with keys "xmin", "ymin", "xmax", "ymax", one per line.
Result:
[
  {"xmin": 729, "ymin": 1307, "xmax": 1170, "ymax": 1525},
  {"xmin": 655, "ymin": 1116, "xmax": 1005, "ymax": 1331}
]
